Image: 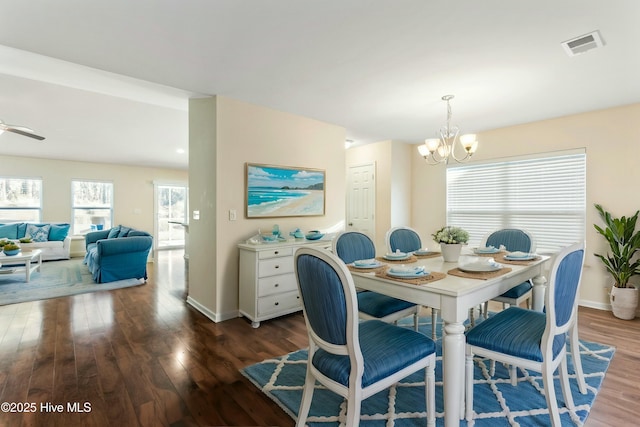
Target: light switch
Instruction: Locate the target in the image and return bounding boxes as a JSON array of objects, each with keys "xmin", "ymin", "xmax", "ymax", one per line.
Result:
[
  {"xmin": 193, "ymin": 210, "xmax": 200, "ymax": 220},
  {"xmin": 229, "ymin": 209, "xmax": 237, "ymax": 221}
]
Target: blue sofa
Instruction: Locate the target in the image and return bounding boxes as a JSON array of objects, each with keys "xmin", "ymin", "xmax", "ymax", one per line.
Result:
[{"xmin": 84, "ymin": 225, "xmax": 153, "ymax": 283}]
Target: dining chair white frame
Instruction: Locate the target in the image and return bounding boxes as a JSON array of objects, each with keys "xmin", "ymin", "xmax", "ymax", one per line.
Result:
[
  {"xmin": 333, "ymin": 231, "xmax": 421, "ymax": 332},
  {"xmin": 294, "ymin": 247, "xmax": 436, "ymax": 427},
  {"xmin": 479, "ymin": 228, "xmax": 537, "ymax": 317},
  {"xmin": 465, "ymin": 242, "xmax": 586, "ymax": 427},
  {"xmin": 384, "ymin": 226, "xmax": 438, "ymax": 338}
]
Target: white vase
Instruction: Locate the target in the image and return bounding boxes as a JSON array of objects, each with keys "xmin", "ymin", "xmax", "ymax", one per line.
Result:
[
  {"xmin": 610, "ymin": 286, "xmax": 638, "ymax": 320},
  {"xmin": 440, "ymin": 243, "xmax": 463, "ymax": 262}
]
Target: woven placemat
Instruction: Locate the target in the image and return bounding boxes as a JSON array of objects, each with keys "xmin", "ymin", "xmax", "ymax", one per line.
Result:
[
  {"xmin": 494, "ymin": 253, "xmax": 542, "ymax": 265},
  {"xmin": 447, "ymin": 267, "xmax": 512, "ymax": 280},
  {"xmin": 414, "ymin": 251, "xmax": 441, "ymax": 259},
  {"xmin": 375, "ymin": 255, "xmax": 418, "ymax": 264},
  {"xmin": 375, "ymin": 268, "xmax": 447, "ymax": 285}
]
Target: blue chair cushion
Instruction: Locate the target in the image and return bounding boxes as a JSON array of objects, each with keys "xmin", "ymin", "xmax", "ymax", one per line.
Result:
[
  {"xmin": 500, "ymin": 281, "xmax": 532, "ymax": 299},
  {"xmin": 389, "ymin": 229, "xmax": 422, "ymax": 253},
  {"xmin": 357, "ymin": 291, "xmax": 416, "ymax": 318},
  {"xmin": 466, "ymin": 307, "xmax": 565, "ymax": 362},
  {"xmin": 335, "ymin": 233, "xmax": 375, "ymax": 264},
  {"xmin": 312, "ymin": 319, "xmax": 435, "ymax": 388}
]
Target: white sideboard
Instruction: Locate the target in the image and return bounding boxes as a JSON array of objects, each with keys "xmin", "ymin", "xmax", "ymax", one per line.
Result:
[{"xmin": 238, "ymin": 238, "xmax": 332, "ymax": 327}]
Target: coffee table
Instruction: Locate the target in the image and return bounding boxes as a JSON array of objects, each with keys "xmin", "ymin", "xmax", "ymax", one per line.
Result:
[{"xmin": 0, "ymin": 249, "xmax": 43, "ymax": 282}]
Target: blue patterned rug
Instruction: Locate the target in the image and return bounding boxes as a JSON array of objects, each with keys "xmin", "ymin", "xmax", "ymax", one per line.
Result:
[
  {"xmin": 242, "ymin": 315, "xmax": 614, "ymax": 426},
  {"xmin": 0, "ymin": 258, "xmax": 143, "ymax": 305}
]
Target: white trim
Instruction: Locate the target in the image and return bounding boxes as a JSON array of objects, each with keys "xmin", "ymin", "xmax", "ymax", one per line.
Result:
[{"xmin": 186, "ymin": 296, "xmax": 238, "ymax": 323}]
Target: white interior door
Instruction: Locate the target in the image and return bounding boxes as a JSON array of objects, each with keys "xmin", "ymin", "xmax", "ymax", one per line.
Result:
[{"xmin": 346, "ymin": 162, "xmax": 376, "ymax": 238}]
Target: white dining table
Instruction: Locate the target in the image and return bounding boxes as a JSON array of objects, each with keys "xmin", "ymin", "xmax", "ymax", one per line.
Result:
[{"xmin": 349, "ymin": 251, "xmax": 549, "ymax": 427}]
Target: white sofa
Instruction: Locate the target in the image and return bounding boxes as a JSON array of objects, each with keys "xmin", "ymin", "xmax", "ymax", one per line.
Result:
[
  {"xmin": 0, "ymin": 222, "xmax": 72, "ymax": 261},
  {"xmin": 17, "ymin": 237, "xmax": 72, "ymax": 261}
]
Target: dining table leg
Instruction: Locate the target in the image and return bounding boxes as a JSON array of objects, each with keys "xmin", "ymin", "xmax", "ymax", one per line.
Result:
[
  {"xmin": 442, "ymin": 320, "xmax": 466, "ymax": 427},
  {"xmin": 531, "ymin": 274, "xmax": 547, "ymax": 311}
]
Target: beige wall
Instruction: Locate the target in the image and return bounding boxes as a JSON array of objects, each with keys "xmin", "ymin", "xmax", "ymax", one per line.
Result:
[
  {"xmin": 411, "ymin": 103, "xmax": 640, "ymax": 309},
  {"xmin": 187, "ymin": 97, "xmax": 218, "ymax": 316},
  {"xmin": 188, "ymin": 96, "xmax": 346, "ymax": 321},
  {"xmin": 0, "ymin": 155, "xmax": 186, "ymax": 241}
]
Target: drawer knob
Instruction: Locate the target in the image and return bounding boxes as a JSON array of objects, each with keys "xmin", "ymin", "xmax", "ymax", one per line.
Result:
[
  {"xmin": 274, "ymin": 283, "xmax": 279, "ymax": 287},
  {"xmin": 275, "ymin": 265, "xmax": 280, "ymax": 269},
  {"xmin": 274, "ymin": 302, "xmax": 279, "ymax": 306},
  {"xmin": 274, "ymin": 251, "xmax": 279, "ymax": 255}
]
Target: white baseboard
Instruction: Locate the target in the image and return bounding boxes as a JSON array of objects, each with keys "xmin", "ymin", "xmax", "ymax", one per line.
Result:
[
  {"xmin": 186, "ymin": 296, "xmax": 239, "ymax": 323},
  {"xmin": 578, "ymin": 298, "xmax": 610, "ymax": 311}
]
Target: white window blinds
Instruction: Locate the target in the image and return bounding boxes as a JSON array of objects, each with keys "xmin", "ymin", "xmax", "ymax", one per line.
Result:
[{"xmin": 446, "ymin": 150, "xmax": 586, "ymax": 253}]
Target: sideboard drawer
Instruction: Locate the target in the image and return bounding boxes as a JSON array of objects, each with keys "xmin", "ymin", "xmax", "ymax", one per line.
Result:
[
  {"xmin": 258, "ymin": 257, "xmax": 294, "ymax": 277},
  {"xmin": 258, "ymin": 291, "xmax": 302, "ymax": 316},
  {"xmin": 258, "ymin": 247, "xmax": 294, "ymax": 260},
  {"xmin": 258, "ymin": 273, "xmax": 297, "ymax": 297}
]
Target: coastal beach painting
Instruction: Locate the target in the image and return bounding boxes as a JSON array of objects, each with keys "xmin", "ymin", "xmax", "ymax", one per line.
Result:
[{"xmin": 246, "ymin": 163, "xmax": 326, "ymax": 218}]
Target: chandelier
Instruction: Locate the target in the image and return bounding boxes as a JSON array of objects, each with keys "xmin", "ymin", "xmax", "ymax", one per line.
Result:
[{"xmin": 417, "ymin": 95, "xmax": 478, "ymax": 165}]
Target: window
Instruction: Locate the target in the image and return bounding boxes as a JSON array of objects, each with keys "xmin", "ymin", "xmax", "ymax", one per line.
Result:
[
  {"xmin": 0, "ymin": 177, "xmax": 42, "ymax": 222},
  {"xmin": 72, "ymin": 180, "xmax": 113, "ymax": 235},
  {"xmin": 155, "ymin": 183, "xmax": 187, "ymax": 249},
  {"xmin": 446, "ymin": 150, "xmax": 586, "ymax": 253}
]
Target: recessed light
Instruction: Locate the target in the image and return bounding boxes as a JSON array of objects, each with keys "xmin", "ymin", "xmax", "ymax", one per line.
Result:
[{"xmin": 176, "ymin": 148, "xmax": 186, "ymax": 154}]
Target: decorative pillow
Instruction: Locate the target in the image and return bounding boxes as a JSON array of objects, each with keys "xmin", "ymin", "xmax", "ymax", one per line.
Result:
[
  {"xmin": 49, "ymin": 223, "xmax": 71, "ymax": 241},
  {"xmin": 0, "ymin": 223, "xmax": 20, "ymax": 239},
  {"xmin": 26, "ymin": 224, "xmax": 51, "ymax": 242},
  {"xmin": 107, "ymin": 226, "xmax": 121, "ymax": 239},
  {"xmin": 117, "ymin": 226, "xmax": 131, "ymax": 238}
]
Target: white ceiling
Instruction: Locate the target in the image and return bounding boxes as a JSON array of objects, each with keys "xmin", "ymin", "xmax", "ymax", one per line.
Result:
[{"xmin": 0, "ymin": 1, "xmax": 639, "ymax": 170}]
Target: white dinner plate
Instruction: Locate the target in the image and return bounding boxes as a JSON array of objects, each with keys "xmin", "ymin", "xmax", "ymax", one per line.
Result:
[
  {"xmin": 352, "ymin": 260, "xmax": 383, "ymax": 269},
  {"xmin": 474, "ymin": 246, "xmax": 499, "ymax": 254},
  {"xmin": 383, "ymin": 253, "xmax": 410, "ymax": 261},
  {"xmin": 458, "ymin": 262, "xmax": 502, "ymax": 273},
  {"xmin": 504, "ymin": 253, "xmax": 537, "ymax": 261},
  {"xmin": 387, "ymin": 270, "xmax": 429, "ymax": 278},
  {"xmin": 414, "ymin": 249, "xmax": 433, "ymax": 256}
]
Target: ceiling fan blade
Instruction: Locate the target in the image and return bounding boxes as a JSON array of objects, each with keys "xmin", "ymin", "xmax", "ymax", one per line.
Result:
[{"xmin": 5, "ymin": 127, "xmax": 45, "ymax": 141}]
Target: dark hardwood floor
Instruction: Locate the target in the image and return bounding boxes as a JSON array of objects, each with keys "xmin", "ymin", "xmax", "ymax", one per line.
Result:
[{"xmin": 0, "ymin": 250, "xmax": 638, "ymax": 426}]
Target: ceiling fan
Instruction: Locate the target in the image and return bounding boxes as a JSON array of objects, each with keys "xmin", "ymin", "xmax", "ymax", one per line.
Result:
[{"xmin": 0, "ymin": 119, "xmax": 45, "ymax": 141}]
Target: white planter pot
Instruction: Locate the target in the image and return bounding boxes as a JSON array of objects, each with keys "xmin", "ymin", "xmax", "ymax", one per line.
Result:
[
  {"xmin": 610, "ymin": 286, "xmax": 639, "ymax": 320},
  {"xmin": 440, "ymin": 243, "xmax": 463, "ymax": 262}
]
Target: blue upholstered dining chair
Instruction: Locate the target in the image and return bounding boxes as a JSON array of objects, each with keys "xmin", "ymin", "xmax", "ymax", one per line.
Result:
[
  {"xmin": 464, "ymin": 242, "xmax": 586, "ymax": 427},
  {"xmin": 385, "ymin": 226, "xmax": 423, "ymax": 253},
  {"xmin": 294, "ymin": 246, "xmax": 436, "ymax": 427},
  {"xmin": 333, "ymin": 231, "xmax": 420, "ymax": 332},
  {"xmin": 480, "ymin": 228, "xmax": 536, "ymax": 317},
  {"xmin": 385, "ymin": 226, "xmax": 438, "ymax": 338}
]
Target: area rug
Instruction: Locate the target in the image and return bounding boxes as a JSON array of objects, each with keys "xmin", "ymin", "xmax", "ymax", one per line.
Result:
[
  {"xmin": 0, "ymin": 258, "xmax": 144, "ymax": 305},
  {"xmin": 242, "ymin": 315, "xmax": 615, "ymax": 427}
]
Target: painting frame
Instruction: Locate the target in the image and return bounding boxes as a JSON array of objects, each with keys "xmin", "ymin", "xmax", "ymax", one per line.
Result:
[{"xmin": 245, "ymin": 163, "xmax": 326, "ymax": 218}]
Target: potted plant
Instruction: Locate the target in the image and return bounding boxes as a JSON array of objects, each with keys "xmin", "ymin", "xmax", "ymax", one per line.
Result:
[
  {"xmin": 432, "ymin": 226, "xmax": 469, "ymax": 262},
  {"xmin": 2, "ymin": 242, "xmax": 21, "ymax": 256},
  {"xmin": 593, "ymin": 204, "xmax": 640, "ymax": 319}
]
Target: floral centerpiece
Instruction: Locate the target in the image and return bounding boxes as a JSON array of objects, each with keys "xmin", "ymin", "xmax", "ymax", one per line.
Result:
[
  {"xmin": 432, "ymin": 226, "xmax": 469, "ymax": 245},
  {"xmin": 433, "ymin": 226, "xmax": 469, "ymax": 262}
]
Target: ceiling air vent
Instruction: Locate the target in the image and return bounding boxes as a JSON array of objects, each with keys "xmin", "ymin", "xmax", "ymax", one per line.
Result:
[{"xmin": 562, "ymin": 30, "xmax": 605, "ymax": 56}]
